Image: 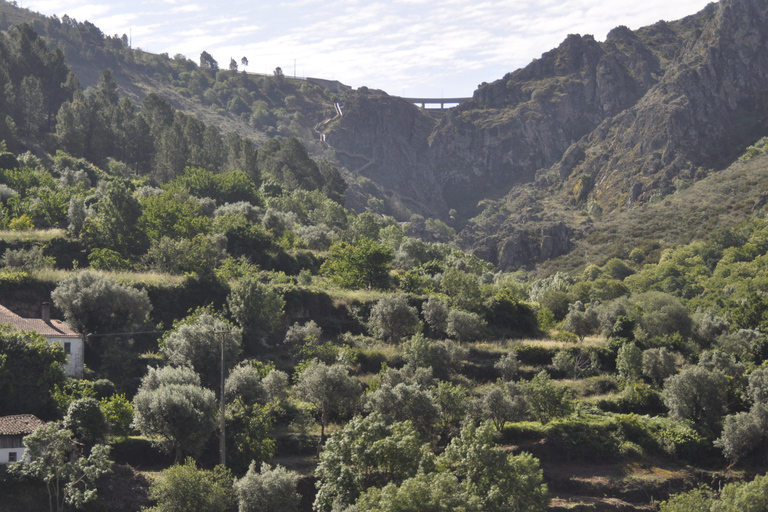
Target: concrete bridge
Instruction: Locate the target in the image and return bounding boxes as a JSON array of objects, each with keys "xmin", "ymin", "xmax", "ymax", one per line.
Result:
[{"xmin": 402, "ymin": 97, "xmax": 473, "ymax": 109}]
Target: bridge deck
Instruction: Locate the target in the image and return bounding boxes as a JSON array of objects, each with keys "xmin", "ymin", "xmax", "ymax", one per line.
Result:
[{"xmin": 401, "ymin": 97, "xmax": 473, "ymax": 109}]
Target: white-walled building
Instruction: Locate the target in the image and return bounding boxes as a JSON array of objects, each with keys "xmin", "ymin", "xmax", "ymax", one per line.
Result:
[
  {"xmin": 0, "ymin": 303, "xmax": 84, "ymax": 378},
  {"xmin": 0, "ymin": 414, "xmax": 46, "ymax": 464}
]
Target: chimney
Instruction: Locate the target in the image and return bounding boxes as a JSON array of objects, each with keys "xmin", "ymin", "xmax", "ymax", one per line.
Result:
[{"xmin": 42, "ymin": 302, "xmax": 51, "ymax": 323}]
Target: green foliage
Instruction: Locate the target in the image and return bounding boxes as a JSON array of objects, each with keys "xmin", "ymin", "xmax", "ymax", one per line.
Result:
[
  {"xmin": 523, "ymin": 371, "xmax": 574, "ymax": 424},
  {"xmin": 99, "ymin": 393, "xmax": 134, "ymax": 437},
  {"xmin": 51, "ymin": 270, "xmax": 152, "ymax": 335},
  {"xmin": 18, "ymin": 422, "xmax": 113, "ymax": 512},
  {"xmin": 368, "ymin": 294, "xmax": 419, "ymax": 344},
  {"xmin": 313, "ymin": 414, "xmax": 430, "ymax": 512},
  {"xmin": 295, "ymin": 360, "xmax": 362, "ymax": 444},
  {"xmin": 146, "ymin": 459, "xmax": 236, "ymax": 512},
  {"xmin": 0, "ymin": 325, "xmax": 66, "ymax": 418},
  {"xmin": 321, "ymin": 237, "xmax": 393, "ymax": 289},
  {"xmin": 62, "ymin": 397, "xmax": 107, "ymax": 448},
  {"xmin": 662, "ymin": 365, "xmax": 729, "ymax": 432},
  {"xmin": 227, "ymin": 278, "xmax": 285, "ymax": 336},
  {"xmin": 131, "ymin": 366, "xmax": 218, "ymax": 461},
  {"xmin": 235, "ymin": 462, "xmax": 300, "ymax": 512},
  {"xmin": 616, "ymin": 342, "xmax": 643, "ymax": 380},
  {"xmin": 446, "ymin": 308, "xmax": 486, "ymax": 342},
  {"xmin": 160, "ymin": 308, "xmax": 242, "ymax": 389}
]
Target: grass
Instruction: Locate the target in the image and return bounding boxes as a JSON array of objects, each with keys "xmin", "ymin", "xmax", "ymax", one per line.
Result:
[
  {"xmin": 30, "ymin": 268, "xmax": 186, "ymax": 286},
  {"xmin": 0, "ymin": 228, "xmax": 66, "ymax": 242}
]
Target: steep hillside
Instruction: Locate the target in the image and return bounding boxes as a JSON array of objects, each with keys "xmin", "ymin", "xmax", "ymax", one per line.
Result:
[{"xmin": 323, "ymin": 0, "xmax": 768, "ymax": 269}]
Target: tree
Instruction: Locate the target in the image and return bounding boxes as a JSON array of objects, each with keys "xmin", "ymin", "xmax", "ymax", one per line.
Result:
[
  {"xmin": 481, "ymin": 381, "xmax": 528, "ymax": 431},
  {"xmin": 229, "ymin": 58, "xmax": 238, "ymax": 72},
  {"xmin": 662, "ymin": 365, "xmax": 729, "ymax": 431},
  {"xmin": 52, "ymin": 271, "xmax": 152, "ymax": 337},
  {"xmin": 160, "ymin": 309, "xmax": 242, "ymax": 389},
  {"xmin": 562, "ymin": 301, "xmax": 599, "ymax": 341},
  {"xmin": 19, "ymin": 423, "xmax": 113, "ymax": 512},
  {"xmin": 422, "ymin": 296, "xmax": 449, "ymax": 337},
  {"xmin": 227, "ymin": 278, "xmax": 285, "ymax": 337},
  {"xmin": 616, "ymin": 342, "xmax": 643, "ymax": 381},
  {"xmin": 321, "ymin": 238, "xmax": 393, "ymax": 289},
  {"xmin": 80, "ymin": 180, "xmax": 148, "ymax": 256},
  {"xmin": 356, "ymin": 471, "xmax": 477, "ymax": 512},
  {"xmin": 367, "ymin": 381, "xmax": 440, "ymax": 439},
  {"xmin": 19, "ymin": 75, "xmax": 44, "ymax": 136},
  {"xmin": 495, "ymin": 352, "xmax": 520, "ymax": 381},
  {"xmin": 235, "ymin": 462, "xmax": 300, "ymax": 512},
  {"xmin": 145, "ymin": 458, "xmax": 236, "ymax": 512},
  {"xmin": 295, "ymin": 361, "xmax": 361, "ymax": 448},
  {"xmin": 313, "ymin": 414, "xmax": 428, "ymax": 512},
  {"xmin": 524, "ymin": 371, "xmax": 573, "ymax": 424},
  {"xmin": 642, "ymin": 347, "xmax": 677, "ymax": 386},
  {"xmin": 368, "ymin": 295, "xmax": 419, "ymax": 344},
  {"xmin": 446, "ymin": 308, "xmax": 486, "ymax": 342},
  {"xmin": 63, "ymin": 398, "xmax": 107, "ymax": 448},
  {"xmin": 714, "ymin": 408, "xmax": 766, "ymax": 464},
  {"xmin": 131, "ymin": 367, "xmax": 218, "ymax": 462},
  {"xmin": 441, "ymin": 268, "xmax": 482, "ymax": 312},
  {"xmin": 200, "ymin": 51, "xmax": 219, "ymax": 72},
  {"xmin": 240, "ymin": 56, "xmax": 249, "ymax": 68},
  {"xmin": 0, "ymin": 325, "xmax": 66, "ymax": 418}
]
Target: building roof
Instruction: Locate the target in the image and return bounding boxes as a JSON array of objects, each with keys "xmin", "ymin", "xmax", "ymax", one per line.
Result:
[
  {"xmin": 0, "ymin": 304, "xmax": 81, "ymax": 338},
  {"xmin": 0, "ymin": 414, "xmax": 46, "ymax": 436}
]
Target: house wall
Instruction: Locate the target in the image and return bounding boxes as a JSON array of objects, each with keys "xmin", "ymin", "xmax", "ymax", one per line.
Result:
[
  {"xmin": 0, "ymin": 435, "xmax": 26, "ymax": 464},
  {"xmin": 47, "ymin": 336, "xmax": 84, "ymax": 378},
  {"xmin": 0, "ymin": 446, "xmax": 25, "ymax": 464}
]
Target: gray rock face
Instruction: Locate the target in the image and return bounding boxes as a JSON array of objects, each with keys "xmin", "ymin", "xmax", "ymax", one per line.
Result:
[{"xmin": 326, "ymin": 0, "xmax": 768, "ymax": 269}]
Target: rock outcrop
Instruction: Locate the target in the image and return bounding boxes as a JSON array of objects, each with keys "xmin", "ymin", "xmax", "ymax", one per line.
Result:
[{"xmin": 325, "ymin": 0, "xmax": 768, "ymax": 269}]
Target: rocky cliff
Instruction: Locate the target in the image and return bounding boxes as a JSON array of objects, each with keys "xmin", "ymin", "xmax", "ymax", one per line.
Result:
[{"xmin": 325, "ymin": 0, "xmax": 768, "ymax": 269}]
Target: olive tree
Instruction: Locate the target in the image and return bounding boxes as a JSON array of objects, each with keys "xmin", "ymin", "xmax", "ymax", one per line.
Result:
[
  {"xmin": 422, "ymin": 296, "xmax": 449, "ymax": 337},
  {"xmin": 562, "ymin": 301, "xmax": 599, "ymax": 341},
  {"xmin": 642, "ymin": 348, "xmax": 677, "ymax": 386},
  {"xmin": 160, "ymin": 309, "xmax": 242, "ymax": 389},
  {"xmin": 235, "ymin": 462, "xmax": 300, "ymax": 512},
  {"xmin": 131, "ymin": 366, "xmax": 218, "ymax": 461},
  {"xmin": 368, "ymin": 295, "xmax": 419, "ymax": 343},
  {"xmin": 495, "ymin": 352, "xmax": 520, "ymax": 381},
  {"xmin": 481, "ymin": 381, "xmax": 528, "ymax": 431},
  {"xmin": 367, "ymin": 381, "xmax": 440, "ymax": 439},
  {"xmin": 662, "ymin": 365, "xmax": 729, "ymax": 431},
  {"xmin": 295, "ymin": 361, "xmax": 362, "ymax": 447},
  {"xmin": 51, "ymin": 270, "xmax": 152, "ymax": 335},
  {"xmin": 446, "ymin": 308, "xmax": 485, "ymax": 342}
]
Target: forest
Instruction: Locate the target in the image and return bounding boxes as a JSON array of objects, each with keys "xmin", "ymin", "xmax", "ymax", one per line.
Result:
[{"xmin": 2, "ymin": 11, "xmax": 768, "ymax": 512}]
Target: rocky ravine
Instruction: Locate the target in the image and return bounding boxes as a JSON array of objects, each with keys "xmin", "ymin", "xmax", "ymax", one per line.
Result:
[{"xmin": 326, "ymin": 0, "xmax": 768, "ymax": 269}]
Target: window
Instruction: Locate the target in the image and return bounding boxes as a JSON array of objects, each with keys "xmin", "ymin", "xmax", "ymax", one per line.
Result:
[
  {"xmin": 64, "ymin": 342, "xmax": 71, "ymax": 355},
  {"xmin": 8, "ymin": 452, "xmax": 16, "ymax": 462}
]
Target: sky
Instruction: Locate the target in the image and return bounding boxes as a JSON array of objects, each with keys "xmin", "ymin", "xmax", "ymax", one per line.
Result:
[{"xmin": 25, "ymin": 0, "xmax": 714, "ymax": 98}]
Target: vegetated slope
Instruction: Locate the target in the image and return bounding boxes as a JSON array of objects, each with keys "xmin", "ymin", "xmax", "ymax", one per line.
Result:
[{"xmin": 540, "ymin": 151, "xmax": 768, "ymax": 274}]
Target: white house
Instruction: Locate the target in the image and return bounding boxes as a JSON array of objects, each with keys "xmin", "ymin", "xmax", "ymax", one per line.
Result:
[
  {"xmin": 0, "ymin": 303, "xmax": 84, "ymax": 378},
  {"xmin": 0, "ymin": 414, "xmax": 46, "ymax": 464}
]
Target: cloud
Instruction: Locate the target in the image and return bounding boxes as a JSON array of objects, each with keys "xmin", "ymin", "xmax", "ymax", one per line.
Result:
[{"xmin": 28, "ymin": 0, "xmax": 714, "ymax": 97}]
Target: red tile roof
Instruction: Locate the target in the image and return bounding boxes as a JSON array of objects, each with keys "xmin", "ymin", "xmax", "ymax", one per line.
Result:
[
  {"xmin": 0, "ymin": 304, "xmax": 81, "ymax": 338},
  {"xmin": 0, "ymin": 414, "xmax": 46, "ymax": 436}
]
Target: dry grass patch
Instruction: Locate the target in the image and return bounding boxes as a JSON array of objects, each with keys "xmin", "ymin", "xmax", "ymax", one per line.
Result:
[
  {"xmin": 30, "ymin": 268, "xmax": 186, "ymax": 287},
  {"xmin": 0, "ymin": 228, "xmax": 65, "ymax": 242}
]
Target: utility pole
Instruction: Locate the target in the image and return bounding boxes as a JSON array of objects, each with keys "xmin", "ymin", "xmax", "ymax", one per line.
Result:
[{"xmin": 216, "ymin": 328, "xmax": 227, "ymax": 466}]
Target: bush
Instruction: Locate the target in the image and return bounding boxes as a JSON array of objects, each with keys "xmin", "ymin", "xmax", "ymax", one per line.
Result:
[
  {"xmin": 446, "ymin": 309, "xmax": 485, "ymax": 342},
  {"xmin": 368, "ymin": 295, "xmax": 419, "ymax": 344},
  {"xmin": 235, "ymin": 462, "xmax": 301, "ymax": 512}
]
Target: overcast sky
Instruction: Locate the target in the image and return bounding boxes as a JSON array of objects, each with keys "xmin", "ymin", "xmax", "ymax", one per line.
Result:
[{"xmin": 26, "ymin": 0, "xmax": 714, "ymax": 98}]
